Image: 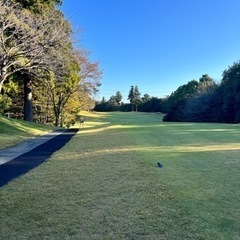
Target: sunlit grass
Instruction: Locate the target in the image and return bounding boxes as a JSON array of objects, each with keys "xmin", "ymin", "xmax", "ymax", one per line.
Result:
[
  {"xmin": 0, "ymin": 112, "xmax": 240, "ymax": 239},
  {"xmin": 0, "ymin": 116, "xmax": 57, "ymax": 150},
  {"xmin": 78, "ymin": 110, "xmax": 108, "ymax": 119}
]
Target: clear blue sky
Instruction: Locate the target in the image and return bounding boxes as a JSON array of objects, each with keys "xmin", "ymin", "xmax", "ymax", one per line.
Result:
[{"xmin": 60, "ymin": 0, "xmax": 240, "ymax": 102}]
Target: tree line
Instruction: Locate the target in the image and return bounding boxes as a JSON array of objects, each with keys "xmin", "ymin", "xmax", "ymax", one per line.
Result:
[
  {"xmin": 94, "ymin": 85, "xmax": 164, "ymax": 113},
  {"xmin": 0, "ymin": 0, "xmax": 101, "ymax": 127},
  {"xmin": 95, "ymin": 61, "xmax": 240, "ymax": 124}
]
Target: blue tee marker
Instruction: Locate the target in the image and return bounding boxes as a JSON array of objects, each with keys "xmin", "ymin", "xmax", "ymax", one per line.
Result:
[{"xmin": 157, "ymin": 162, "xmax": 163, "ymax": 168}]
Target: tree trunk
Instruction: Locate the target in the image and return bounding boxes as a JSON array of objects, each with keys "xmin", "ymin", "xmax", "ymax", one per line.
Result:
[
  {"xmin": 54, "ymin": 107, "xmax": 61, "ymax": 127},
  {"xmin": 0, "ymin": 80, "xmax": 4, "ymax": 94},
  {"xmin": 24, "ymin": 78, "xmax": 33, "ymax": 122}
]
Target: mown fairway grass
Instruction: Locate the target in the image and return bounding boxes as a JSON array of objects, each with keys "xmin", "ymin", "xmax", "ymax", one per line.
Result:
[
  {"xmin": 0, "ymin": 116, "xmax": 57, "ymax": 150},
  {"xmin": 0, "ymin": 112, "xmax": 240, "ymax": 239}
]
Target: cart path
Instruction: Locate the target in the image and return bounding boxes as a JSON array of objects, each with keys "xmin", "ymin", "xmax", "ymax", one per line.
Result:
[{"xmin": 0, "ymin": 128, "xmax": 78, "ymax": 187}]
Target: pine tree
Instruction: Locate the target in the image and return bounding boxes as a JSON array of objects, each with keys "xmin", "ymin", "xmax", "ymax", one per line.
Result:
[{"xmin": 128, "ymin": 85, "xmax": 141, "ymax": 111}]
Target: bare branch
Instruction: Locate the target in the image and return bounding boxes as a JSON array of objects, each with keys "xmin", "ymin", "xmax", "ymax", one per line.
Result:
[{"xmin": 0, "ymin": 1, "xmax": 72, "ymax": 92}]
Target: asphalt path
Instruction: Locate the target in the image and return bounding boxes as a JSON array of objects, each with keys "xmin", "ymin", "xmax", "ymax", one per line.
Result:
[{"xmin": 0, "ymin": 128, "xmax": 78, "ymax": 187}]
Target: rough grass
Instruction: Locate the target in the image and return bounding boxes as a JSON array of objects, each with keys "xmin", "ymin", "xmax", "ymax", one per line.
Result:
[
  {"xmin": 0, "ymin": 112, "xmax": 240, "ymax": 239},
  {"xmin": 0, "ymin": 116, "xmax": 57, "ymax": 150}
]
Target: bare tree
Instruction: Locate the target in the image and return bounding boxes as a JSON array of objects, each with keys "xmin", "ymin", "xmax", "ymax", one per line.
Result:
[
  {"xmin": 0, "ymin": 1, "xmax": 71, "ymax": 93},
  {"xmin": 74, "ymin": 49, "xmax": 102, "ymax": 95}
]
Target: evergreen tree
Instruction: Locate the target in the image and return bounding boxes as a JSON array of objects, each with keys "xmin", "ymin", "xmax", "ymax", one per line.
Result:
[
  {"xmin": 128, "ymin": 85, "xmax": 141, "ymax": 111},
  {"xmin": 115, "ymin": 91, "xmax": 122, "ymax": 110},
  {"xmin": 128, "ymin": 86, "xmax": 135, "ymax": 111},
  {"xmin": 133, "ymin": 86, "xmax": 141, "ymax": 111}
]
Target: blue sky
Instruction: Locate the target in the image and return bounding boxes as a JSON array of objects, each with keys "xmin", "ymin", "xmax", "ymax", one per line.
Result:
[{"xmin": 60, "ymin": 0, "xmax": 240, "ymax": 102}]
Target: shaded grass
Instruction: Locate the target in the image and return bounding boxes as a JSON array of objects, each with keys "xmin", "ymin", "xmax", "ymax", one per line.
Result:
[
  {"xmin": 0, "ymin": 116, "xmax": 57, "ymax": 150},
  {"xmin": 0, "ymin": 112, "xmax": 240, "ymax": 239},
  {"xmin": 125, "ymin": 119, "xmax": 240, "ymax": 239}
]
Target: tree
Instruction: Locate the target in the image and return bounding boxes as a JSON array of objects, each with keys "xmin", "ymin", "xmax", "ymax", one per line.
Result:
[
  {"xmin": 13, "ymin": 0, "xmax": 62, "ymax": 12},
  {"xmin": 220, "ymin": 61, "xmax": 240, "ymax": 123},
  {"xmin": 142, "ymin": 93, "xmax": 151, "ymax": 103},
  {"xmin": 0, "ymin": 2, "xmax": 72, "ymax": 121},
  {"xmin": 43, "ymin": 53, "xmax": 80, "ymax": 126},
  {"xmin": 198, "ymin": 74, "xmax": 217, "ymax": 94},
  {"xmin": 33, "ymin": 79, "xmax": 53, "ymax": 124},
  {"xmin": 60, "ymin": 91, "xmax": 81, "ymax": 127},
  {"xmin": 163, "ymin": 80, "xmax": 199, "ymax": 121},
  {"xmin": 23, "ymin": 73, "xmax": 33, "ymax": 121},
  {"xmin": 139, "ymin": 96, "xmax": 162, "ymax": 112},
  {"xmin": 0, "ymin": 2, "xmax": 71, "ymax": 93},
  {"xmin": 163, "ymin": 75, "xmax": 220, "ymax": 122},
  {"xmin": 0, "ymin": 76, "xmax": 19, "ymax": 115},
  {"xmin": 183, "ymin": 90, "xmax": 218, "ymax": 122},
  {"xmin": 42, "ymin": 48, "xmax": 102, "ymax": 126},
  {"xmin": 181, "ymin": 75, "xmax": 218, "ymax": 122},
  {"xmin": 128, "ymin": 85, "xmax": 141, "ymax": 111},
  {"xmin": 101, "ymin": 97, "xmax": 106, "ymax": 104},
  {"xmin": 115, "ymin": 91, "xmax": 122, "ymax": 110},
  {"xmin": 133, "ymin": 86, "xmax": 141, "ymax": 111},
  {"xmin": 128, "ymin": 86, "xmax": 135, "ymax": 111},
  {"xmin": 77, "ymin": 91, "xmax": 96, "ymax": 111},
  {"xmin": 74, "ymin": 49, "xmax": 102, "ymax": 96},
  {"xmin": 108, "ymin": 95, "xmax": 118, "ymax": 106},
  {"xmin": 94, "ymin": 97, "xmax": 108, "ymax": 112}
]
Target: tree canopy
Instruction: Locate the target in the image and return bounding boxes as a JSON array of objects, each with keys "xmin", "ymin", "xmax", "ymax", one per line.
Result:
[
  {"xmin": 95, "ymin": 63, "xmax": 240, "ymax": 124},
  {"xmin": 12, "ymin": 0, "xmax": 62, "ymax": 12},
  {"xmin": 128, "ymin": 85, "xmax": 141, "ymax": 111},
  {"xmin": 0, "ymin": 0, "xmax": 102, "ymax": 126}
]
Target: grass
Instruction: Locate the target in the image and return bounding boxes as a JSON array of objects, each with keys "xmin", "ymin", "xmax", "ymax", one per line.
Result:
[
  {"xmin": 0, "ymin": 116, "xmax": 58, "ymax": 150},
  {"xmin": 0, "ymin": 112, "xmax": 240, "ymax": 239}
]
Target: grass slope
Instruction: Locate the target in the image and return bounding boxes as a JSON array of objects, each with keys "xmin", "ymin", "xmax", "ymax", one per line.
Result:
[
  {"xmin": 0, "ymin": 112, "xmax": 240, "ymax": 239},
  {"xmin": 0, "ymin": 116, "xmax": 57, "ymax": 150}
]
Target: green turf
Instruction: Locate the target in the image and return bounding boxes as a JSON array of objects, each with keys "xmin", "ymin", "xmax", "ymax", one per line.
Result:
[
  {"xmin": 0, "ymin": 112, "xmax": 239, "ymax": 239},
  {"xmin": 0, "ymin": 116, "xmax": 57, "ymax": 150}
]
